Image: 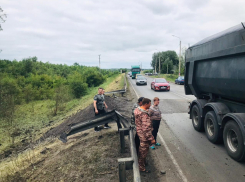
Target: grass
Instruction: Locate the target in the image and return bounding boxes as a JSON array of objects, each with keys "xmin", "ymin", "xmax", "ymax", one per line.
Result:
[
  {"xmin": 0, "ymin": 73, "xmax": 126, "ymax": 181},
  {"xmin": 0, "ymin": 73, "xmax": 125, "ymax": 156},
  {"xmin": 151, "ymin": 74, "xmax": 179, "ymax": 83}
]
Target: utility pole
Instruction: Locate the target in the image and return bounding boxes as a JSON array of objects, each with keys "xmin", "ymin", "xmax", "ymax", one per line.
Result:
[
  {"xmin": 155, "ymin": 63, "xmax": 156, "ymax": 74},
  {"xmin": 158, "ymin": 56, "xmax": 160, "ymax": 75},
  {"xmin": 98, "ymin": 54, "xmax": 101, "ymax": 70},
  {"xmin": 179, "ymin": 40, "xmax": 181, "ymax": 76},
  {"xmin": 172, "ymin": 35, "xmax": 181, "ymax": 76},
  {"xmin": 154, "ymin": 50, "xmax": 158, "ymax": 74}
]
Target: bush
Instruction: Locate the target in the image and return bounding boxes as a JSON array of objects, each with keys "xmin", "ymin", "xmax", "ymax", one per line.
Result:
[
  {"xmin": 70, "ymin": 80, "xmax": 88, "ymax": 98},
  {"xmin": 86, "ymin": 73, "xmax": 105, "ymax": 87}
]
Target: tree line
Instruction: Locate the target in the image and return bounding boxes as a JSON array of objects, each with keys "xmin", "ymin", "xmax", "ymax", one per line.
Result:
[
  {"xmin": 0, "ymin": 57, "xmax": 119, "ymax": 101},
  {"xmin": 0, "ymin": 57, "xmax": 120, "ymax": 143},
  {"xmin": 151, "ymin": 50, "xmax": 185, "ymax": 75}
]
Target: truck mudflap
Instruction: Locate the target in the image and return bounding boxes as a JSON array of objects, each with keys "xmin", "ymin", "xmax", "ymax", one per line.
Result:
[
  {"xmin": 189, "ymin": 99, "xmax": 207, "ymax": 119},
  {"xmin": 222, "ymin": 113, "xmax": 245, "ymax": 145},
  {"xmin": 203, "ymin": 102, "xmax": 230, "ymax": 125}
]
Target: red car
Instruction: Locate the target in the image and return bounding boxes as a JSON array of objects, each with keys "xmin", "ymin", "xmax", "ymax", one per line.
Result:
[{"xmin": 151, "ymin": 78, "xmax": 170, "ymax": 91}]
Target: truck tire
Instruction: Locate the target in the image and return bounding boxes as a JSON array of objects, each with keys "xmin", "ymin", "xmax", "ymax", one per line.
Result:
[
  {"xmin": 223, "ymin": 120, "xmax": 245, "ymax": 162},
  {"xmin": 204, "ymin": 111, "xmax": 222, "ymax": 144},
  {"xmin": 191, "ymin": 105, "xmax": 204, "ymax": 131}
]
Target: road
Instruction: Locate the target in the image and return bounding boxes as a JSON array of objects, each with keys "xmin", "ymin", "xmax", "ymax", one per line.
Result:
[{"xmin": 128, "ymin": 75, "xmax": 245, "ymax": 182}]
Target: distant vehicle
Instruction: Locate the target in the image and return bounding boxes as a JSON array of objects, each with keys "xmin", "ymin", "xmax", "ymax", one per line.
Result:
[
  {"xmin": 128, "ymin": 72, "xmax": 132, "ymax": 76},
  {"xmin": 151, "ymin": 78, "xmax": 170, "ymax": 91},
  {"xmin": 185, "ymin": 22, "xmax": 245, "ymax": 162},
  {"xmin": 136, "ymin": 76, "xmax": 147, "ymax": 85},
  {"xmin": 136, "ymin": 74, "xmax": 143, "ymax": 79},
  {"xmin": 131, "ymin": 65, "xmax": 141, "ymax": 79},
  {"xmin": 175, "ymin": 76, "xmax": 185, "ymax": 85}
]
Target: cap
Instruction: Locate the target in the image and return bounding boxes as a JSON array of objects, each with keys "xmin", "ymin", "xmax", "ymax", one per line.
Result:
[{"xmin": 138, "ymin": 97, "xmax": 144, "ymax": 103}]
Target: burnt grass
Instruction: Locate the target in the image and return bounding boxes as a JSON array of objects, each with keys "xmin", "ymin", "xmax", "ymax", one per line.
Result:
[
  {"xmin": 41, "ymin": 95, "xmax": 133, "ymax": 140},
  {"xmin": 2, "ymin": 85, "xmax": 163, "ymax": 182}
]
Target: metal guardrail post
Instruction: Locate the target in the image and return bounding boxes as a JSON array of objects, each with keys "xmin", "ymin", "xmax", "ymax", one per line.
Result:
[
  {"xmin": 118, "ymin": 160, "xmax": 126, "ymax": 182},
  {"xmin": 129, "ymin": 129, "xmax": 141, "ymax": 182},
  {"xmin": 120, "ymin": 129, "xmax": 125, "ymax": 153},
  {"xmin": 118, "ymin": 158, "xmax": 134, "ymax": 182},
  {"xmin": 119, "ymin": 128, "xmax": 130, "ymax": 153}
]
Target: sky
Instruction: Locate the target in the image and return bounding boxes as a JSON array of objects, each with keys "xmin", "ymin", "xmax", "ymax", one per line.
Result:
[{"xmin": 0, "ymin": 0, "xmax": 244, "ymax": 69}]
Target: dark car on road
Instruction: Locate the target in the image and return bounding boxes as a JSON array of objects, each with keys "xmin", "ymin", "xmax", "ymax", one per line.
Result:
[
  {"xmin": 151, "ymin": 78, "xmax": 170, "ymax": 91},
  {"xmin": 175, "ymin": 76, "xmax": 184, "ymax": 85},
  {"xmin": 136, "ymin": 76, "xmax": 147, "ymax": 85}
]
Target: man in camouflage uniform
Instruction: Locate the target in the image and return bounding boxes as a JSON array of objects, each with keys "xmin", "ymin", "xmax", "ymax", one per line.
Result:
[
  {"xmin": 94, "ymin": 87, "xmax": 109, "ymax": 132},
  {"xmin": 134, "ymin": 98, "xmax": 155, "ymax": 172},
  {"xmin": 131, "ymin": 97, "xmax": 144, "ymax": 155}
]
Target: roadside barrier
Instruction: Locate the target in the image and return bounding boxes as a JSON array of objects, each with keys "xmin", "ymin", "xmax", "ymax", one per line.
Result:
[
  {"xmin": 59, "ymin": 74, "xmax": 141, "ymax": 182},
  {"xmin": 104, "ymin": 73, "xmax": 127, "ymax": 96}
]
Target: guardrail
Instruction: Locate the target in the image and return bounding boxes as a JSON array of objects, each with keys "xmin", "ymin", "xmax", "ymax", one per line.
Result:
[
  {"xmin": 104, "ymin": 73, "xmax": 127, "ymax": 96},
  {"xmin": 59, "ymin": 75, "xmax": 141, "ymax": 182},
  {"xmin": 59, "ymin": 110, "xmax": 141, "ymax": 182}
]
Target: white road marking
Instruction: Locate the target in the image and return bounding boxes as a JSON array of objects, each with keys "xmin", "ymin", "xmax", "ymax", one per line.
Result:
[
  {"xmin": 128, "ymin": 77, "xmax": 140, "ymax": 98},
  {"xmin": 127, "ymin": 76, "xmax": 188, "ymax": 182},
  {"xmin": 158, "ymin": 134, "xmax": 188, "ymax": 182}
]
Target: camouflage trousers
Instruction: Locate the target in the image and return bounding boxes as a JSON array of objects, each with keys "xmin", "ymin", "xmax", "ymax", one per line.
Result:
[{"xmin": 138, "ymin": 141, "xmax": 150, "ymax": 171}]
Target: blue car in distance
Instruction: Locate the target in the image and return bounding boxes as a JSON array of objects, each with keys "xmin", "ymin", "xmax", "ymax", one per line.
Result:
[{"xmin": 175, "ymin": 76, "xmax": 184, "ymax": 85}]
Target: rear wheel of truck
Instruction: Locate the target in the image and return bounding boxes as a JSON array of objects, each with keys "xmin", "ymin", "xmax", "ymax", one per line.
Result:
[
  {"xmin": 223, "ymin": 120, "xmax": 245, "ymax": 162},
  {"xmin": 191, "ymin": 105, "xmax": 204, "ymax": 131},
  {"xmin": 204, "ymin": 111, "xmax": 222, "ymax": 143}
]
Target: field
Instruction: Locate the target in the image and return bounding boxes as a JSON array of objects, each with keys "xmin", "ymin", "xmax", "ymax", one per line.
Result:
[{"xmin": 0, "ymin": 74, "xmax": 125, "ymax": 160}]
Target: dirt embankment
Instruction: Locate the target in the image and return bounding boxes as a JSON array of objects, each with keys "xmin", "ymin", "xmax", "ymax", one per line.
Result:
[
  {"xmin": 1, "ymin": 79, "xmax": 166, "ymax": 182},
  {"xmin": 41, "ymin": 94, "xmax": 133, "ymax": 140}
]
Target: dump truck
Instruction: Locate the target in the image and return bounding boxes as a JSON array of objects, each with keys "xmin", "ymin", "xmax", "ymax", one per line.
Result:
[{"xmin": 185, "ymin": 22, "xmax": 245, "ymax": 162}]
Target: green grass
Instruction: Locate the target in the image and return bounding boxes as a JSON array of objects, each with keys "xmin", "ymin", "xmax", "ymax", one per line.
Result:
[
  {"xmin": 0, "ymin": 73, "xmax": 124, "ymax": 153},
  {"xmin": 119, "ymin": 73, "xmax": 125, "ymax": 89},
  {"xmin": 151, "ymin": 74, "xmax": 178, "ymax": 83}
]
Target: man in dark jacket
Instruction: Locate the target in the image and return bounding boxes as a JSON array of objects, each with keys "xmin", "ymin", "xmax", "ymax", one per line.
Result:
[{"xmin": 94, "ymin": 87, "xmax": 109, "ymax": 132}]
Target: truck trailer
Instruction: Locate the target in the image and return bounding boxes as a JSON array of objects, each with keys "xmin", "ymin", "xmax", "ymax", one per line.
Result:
[{"xmin": 185, "ymin": 22, "xmax": 245, "ymax": 162}]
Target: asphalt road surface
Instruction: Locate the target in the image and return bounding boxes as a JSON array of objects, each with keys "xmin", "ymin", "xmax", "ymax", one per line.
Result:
[{"xmin": 128, "ymin": 75, "xmax": 245, "ymax": 182}]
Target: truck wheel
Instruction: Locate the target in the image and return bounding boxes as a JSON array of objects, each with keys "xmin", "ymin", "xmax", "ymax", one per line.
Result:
[
  {"xmin": 223, "ymin": 120, "xmax": 245, "ymax": 162},
  {"xmin": 191, "ymin": 105, "xmax": 204, "ymax": 131},
  {"xmin": 204, "ymin": 111, "xmax": 222, "ymax": 144}
]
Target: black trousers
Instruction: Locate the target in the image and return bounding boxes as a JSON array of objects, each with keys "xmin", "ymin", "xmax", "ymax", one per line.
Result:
[
  {"xmin": 152, "ymin": 120, "xmax": 161, "ymax": 142},
  {"xmin": 135, "ymin": 133, "xmax": 140, "ymax": 156},
  {"xmin": 94, "ymin": 109, "xmax": 108, "ymax": 130}
]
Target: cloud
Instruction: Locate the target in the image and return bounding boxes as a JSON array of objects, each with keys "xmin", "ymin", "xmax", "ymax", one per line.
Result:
[{"xmin": 0, "ymin": 0, "xmax": 244, "ymax": 68}]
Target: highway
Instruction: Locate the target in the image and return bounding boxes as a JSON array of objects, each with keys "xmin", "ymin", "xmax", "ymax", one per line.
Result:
[{"xmin": 128, "ymin": 75, "xmax": 245, "ymax": 182}]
